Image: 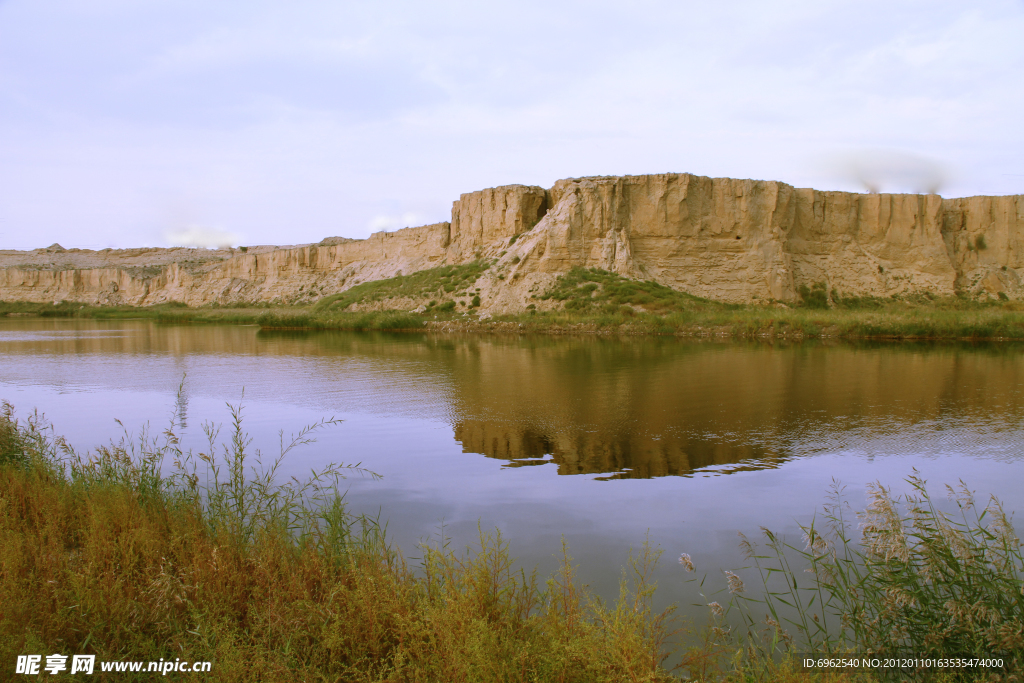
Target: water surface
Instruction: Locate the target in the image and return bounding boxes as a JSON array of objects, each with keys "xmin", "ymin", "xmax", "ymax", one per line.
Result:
[{"xmin": 2, "ymin": 319, "xmax": 1022, "ymax": 612}]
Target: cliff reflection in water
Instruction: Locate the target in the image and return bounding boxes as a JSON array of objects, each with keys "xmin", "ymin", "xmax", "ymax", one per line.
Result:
[
  {"xmin": 444, "ymin": 338, "xmax": 807, "ymax": 478},
  {"xmin": 3, "ymin": 320, "xmax": 1023, "ymax": 480},
  {"xmin": 453, "ymin": 421, "xmax": 785, "ymax": 479},
  {"xmin": 425, "ymin": 335, "xmax": 1024, "ymax": 479}
]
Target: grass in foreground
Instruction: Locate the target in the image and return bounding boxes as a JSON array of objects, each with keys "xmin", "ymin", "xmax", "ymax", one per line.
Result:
[
  {"xmin": 3, "ymin": 401, "xmax": 1021, "ymax": 681},
  {"xmin": 0, "ymin": 403, "xmax": 686, "ymax": 682},
  {"xmin": 683, "ymin": 476, "xmax": 1024, "ymax": 682}
]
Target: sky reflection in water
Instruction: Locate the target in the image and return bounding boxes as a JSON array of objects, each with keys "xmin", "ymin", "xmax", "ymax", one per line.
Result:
[{"xmin": 2, "ymin": 319, "xmax": 1023, "ymax": 612}]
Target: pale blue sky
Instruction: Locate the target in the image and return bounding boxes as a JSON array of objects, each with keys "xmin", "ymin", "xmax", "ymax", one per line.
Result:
[{"xmin": 1, "ymin": 0, "xmax": 1022, "ymax": 249}]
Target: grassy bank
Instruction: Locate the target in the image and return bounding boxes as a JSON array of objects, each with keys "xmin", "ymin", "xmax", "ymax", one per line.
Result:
[
  {"xmin": 0, "ymin": 300, "xmax": 428, "ymax": 332},
  {"xmin": 486, "ymin": 302, "xmax": 1024, "ymax": 340},
  {"xmin": 4, "ymin": 265, "xmax": 1024, "ymax": 339},
  {"xmin": 2, "ymin": 403, "xmax": 1021, "ymax": 681},
  {"xmin": 487, "ymin": 267, "xmax": 1024, "ymax": 340},
  {"xmin": 0, "ymin": 403, "xmax": 687, "ymax": 682}
]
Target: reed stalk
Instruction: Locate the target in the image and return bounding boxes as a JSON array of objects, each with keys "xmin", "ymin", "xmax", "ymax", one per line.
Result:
[
  {"xmin": 0, "ymin": 400, "xmax": 683, "ymax": 682},
  {"xmin": 680, "ymin": 476, "xmax": 1024, "ymax": 681}
]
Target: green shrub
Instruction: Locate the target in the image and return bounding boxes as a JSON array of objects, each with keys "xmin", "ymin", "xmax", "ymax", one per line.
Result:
[
  {"xmin": 371, "ymin": 312, "xmax": 424, "ymax": 330},
  {"xmin": 798, "ymin": 282, "xmax": 830, "ymax": 309},
  {"xmin": 314, "ymin": 262, "xmax": 491, "ymax": 313},
  {"xmin": 538, "ymin": 267, "xmax": 710, "ymax": 316}
]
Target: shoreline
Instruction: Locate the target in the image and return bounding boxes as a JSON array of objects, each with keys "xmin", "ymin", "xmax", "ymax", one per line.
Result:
[
  {"xmin": 4, "ymin": 301, "xmax": 1024, "ymax": 342},
  {"xmin": 4, "ymin": 264, "xmax": 1024, "ymax": 342}
]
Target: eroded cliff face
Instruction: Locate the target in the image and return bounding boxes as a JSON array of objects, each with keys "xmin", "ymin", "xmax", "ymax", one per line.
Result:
[
  {"xmin": 0, "ymin": 224, "xmax": 453, "ymax": 307},
  {"xmin": 1, "ymin": 173, "xmax": 1021, "ymax": 309},
  {"xmin": 484, "ymin": 175, "xmax": 993, "ymax": 311},
  {"xmin": 942, "ymin": 195, "xmax": 1024, "ymax": 296},
  {"xmin": 448, "ymin": 185, "xmax": 547, "ymax": 260}
]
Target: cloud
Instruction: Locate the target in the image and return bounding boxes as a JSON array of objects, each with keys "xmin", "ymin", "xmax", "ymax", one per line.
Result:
[
  {"xmin": 165, "ymin": 225, "xmax": 242, "ymax": 248},
  {"xmin": 367, "ymin": 212, "xmax": 426, "ymax": 232},
  {"xmin": 1, "ymin": 1, "xmax": 1022, "ymax": 250}
]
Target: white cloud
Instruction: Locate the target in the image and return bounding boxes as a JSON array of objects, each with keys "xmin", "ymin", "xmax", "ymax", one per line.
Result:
[
  {"xmin": 165, "ymin": 225, "xmax": 241, "ymax": 248},
  {"xmin": 368, "ymin": 212, "xmax": 427, "ymax": 233}
]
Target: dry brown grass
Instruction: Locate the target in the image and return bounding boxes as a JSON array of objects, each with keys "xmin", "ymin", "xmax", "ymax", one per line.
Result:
[
  {"xmin": 6, "ymin": 403, "xmax": 1005, "ymax": 681},
  {"xmin": 0, "ymin": 404, "xmax": 687, "ymax": 682}
]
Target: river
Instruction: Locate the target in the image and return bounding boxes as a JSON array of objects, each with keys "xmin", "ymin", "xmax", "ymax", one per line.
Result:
[{"xmin": 2, "ymin": 318, "xmax": 1023, "ymax": 617}]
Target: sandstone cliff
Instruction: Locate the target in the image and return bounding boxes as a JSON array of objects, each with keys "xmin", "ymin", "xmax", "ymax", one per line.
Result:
[{"xmin": 1, "ymin": 173, "xmax": 1021, "ymax": 310}]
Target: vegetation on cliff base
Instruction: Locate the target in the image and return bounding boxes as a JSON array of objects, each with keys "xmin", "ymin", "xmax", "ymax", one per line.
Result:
[
  {"xmin": 537, "ymin": 266, "xmax": 718, "ymax": 315},
  {"xmin": 4, "ymin": 264, "xmax": 1024, "ymax": 339},
  {"xmin": 496, "ymin": 298, "xmax": 1024, "ymax": 340},
  {"xmin": 314, "ymin": 260, "xmax": 492, "ymax": 313},
  {"xmin": 493, "ymin": 267, "xmax": 1024, "ymax": 340}
]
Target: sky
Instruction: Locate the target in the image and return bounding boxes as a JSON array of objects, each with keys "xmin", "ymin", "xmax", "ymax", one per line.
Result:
[{"xmin": 1, "ymin": 0, "xmax": 1022, "ymax": 250}]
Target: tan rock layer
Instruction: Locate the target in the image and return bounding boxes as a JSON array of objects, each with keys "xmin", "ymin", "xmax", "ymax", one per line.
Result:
[{"xmin": 1, "ymin": 174, "xmax": 1021, "ymax": 308}]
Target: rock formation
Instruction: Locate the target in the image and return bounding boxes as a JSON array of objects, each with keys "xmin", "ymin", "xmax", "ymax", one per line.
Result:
[{"xmin": 1, "ymin": 173, "xmax": 1021, "ymax": 310}]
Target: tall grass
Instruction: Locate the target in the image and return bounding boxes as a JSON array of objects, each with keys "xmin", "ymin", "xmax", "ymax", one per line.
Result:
[
  {"xmin": 7, "ymin": 400, "xmax": 1014, "ymax": 681},
  {"xmin": 0, "ymin": 402, "xmax": 684, "ymax": 682},
  {"xmin": 256, "ymin": 310, "xmax": 426, "ymax": 330},
  {"xmin": 0, "ymin": 402, "xmax": 36, "ymax": 467},
  {"xmin": 682, "ymin": 475, "xmax": 1024, "ymax": 681}
]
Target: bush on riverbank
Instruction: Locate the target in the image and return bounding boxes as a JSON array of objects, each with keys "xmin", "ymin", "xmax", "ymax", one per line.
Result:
[{"xmin": 256, "ymin": 310, "xmax": 426, "ymax": 331}]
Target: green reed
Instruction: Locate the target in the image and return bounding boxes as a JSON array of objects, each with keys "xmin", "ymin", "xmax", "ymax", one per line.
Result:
[
  {"xmin": 681, "ymin": 475, "xmax": 1024, "ymax": 681},
  {"xmin": 0, "ymin": 401, "xmax": 683, "ymax": 682},
  {"xmin": 4, "ymin": 392, "xmax": 1022, "ymax": 681},
  {"xmin": 256, "ymin": 310, "xmax": 426, "ymax": 330}
]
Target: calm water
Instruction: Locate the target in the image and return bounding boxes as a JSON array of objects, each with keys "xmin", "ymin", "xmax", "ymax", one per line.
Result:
[{"xmin": 2, "ymin": 318, "xmax": 1023, "ymax": 612}]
